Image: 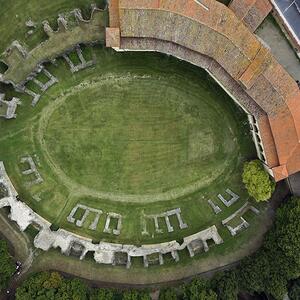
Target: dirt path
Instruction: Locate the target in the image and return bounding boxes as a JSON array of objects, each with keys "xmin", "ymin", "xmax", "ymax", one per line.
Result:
[{"xmin": 0, "ymin": 212, "xmax": 33, "ymax": 300}]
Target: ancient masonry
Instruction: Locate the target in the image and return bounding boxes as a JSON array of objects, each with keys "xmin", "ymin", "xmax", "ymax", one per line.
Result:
[
  {"xmin": 67, "ymin": 204, "xmax": 103, "ymax": 230},
  {"xmin": 208, "ymin": 189, "xmax": 240, "ymax": 214},
  {"xmin": 142, "ymin": 208, "xmax": 188, "ymax": 235},
  {"xmin": 67, "ymin": 204, "xmax": 122, "ymax": 235},
  {"xmin": 0, "ymin": 5, "xmax": 106, "ymax": 111},
  {"xmin": 0, "ymin": 6, "xmax": 106, "ymax": 86},
  {"xmin": 24, "ymin": 68, "xmax": 58, "ymax": 106},
  {"xmin": 0, "ymin": 161, "xmax": 224, "ymax": 268},
  {"xmin": 103, "ymin": 212, "xmax": 122, "ymax": 236},
  {"xmin": 63, "ymin": 45, "xmax": 95, "ymax": 73},
  {"xmin": 106, "ymin": 0, "xmax": 300, "ymax": 182},
  {"xmin": 0, "ymin": 93, "xmax": 21, "ymax": 119},
  {"xmin": 222, "ymin": 202, "xmax": 260, "ymax": 236},
  {"xmin": 20, "ymin": 156, "xmax": 43, "ymax": 186}
]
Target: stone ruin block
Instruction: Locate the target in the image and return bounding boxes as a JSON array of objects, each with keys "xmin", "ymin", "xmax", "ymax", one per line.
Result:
[
  {"xmin": 0, "ymin": 93, "xmax": 21, "ymax": 119},
  {"xmin": 208, "ymin": 199, "xmax": 222, "ymax": 214},
  {"xmin": 63, "ymin": 45, "xmax": 94, "ymax": 73},
  {"xmin": 24, "ymin": 88, "xmax": 41, "ymax": 107},
  {"xmin": 67, "ymin": 204, "xmax": 102, "ymax": 230},
  {"xmin": 20, "ymin": 156, "xmax": 43, "ymax": 186},
  {"xmin": 23, "ymin": 67, "xmax": 58, "ymax": 106},
  {"xmin": 69, "ymin": 241, "xmax": 88, "ymax": 260},
  {"xmin": 113, "ymin": 252, "xmax": 130, "ymax": 268},
  {"xmin": 103, "ymin": 212, "xmax": 122, "ymax": 235},
  {"xmin": 182, "ymin": 225, "xmax": 223, "ymax": 258},
  {"xmin": 143, "ymin": 252, "xmax": 164, "ymax": 268},
  {"xmin": 32, "ymin": 68, "xmax": 58, "ymax": 93},
  {"xmin": 142, "ymin": 208, "xmax": 188, "ymax": 235},
  {"xmin": 171, "ymin": 250, "xmax": 179, "ymax": 262},
  {"xmin": 187, "ymin": 239, "xmax": 207, "ymax": 257},
  {"xmin": 222, "ymin": 202, "xmax": 260, "ymax": 236},
  {"xmin": 217, "ymin": 189, "xmax": 239, "ymax": 207}
]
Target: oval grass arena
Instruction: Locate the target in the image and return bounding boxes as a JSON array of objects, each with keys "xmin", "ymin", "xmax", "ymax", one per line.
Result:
[
  {"xmin": 0, "ymin": 48, "xmax": 263, "ymax": 251},
  {"xmin": 41, "ymin": 74, "xmax": 239, "ymax": 197}
]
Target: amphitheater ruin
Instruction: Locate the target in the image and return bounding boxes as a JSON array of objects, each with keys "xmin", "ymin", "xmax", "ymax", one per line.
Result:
[{"xmin": 0, "ymin": 0, "xmax": 297, "ymax": 272}]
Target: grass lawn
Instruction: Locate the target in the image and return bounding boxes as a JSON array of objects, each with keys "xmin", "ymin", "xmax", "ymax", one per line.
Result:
[
  {"xmin": 0, "ymin": 0, "xmax": 276, "ymax": 284},
  {"xmin": 0, "ymin": 0, "xmax": 106, "ymax": 55},
  {"xmin": 0, "ymin": 44, "xmax": 265, "ymax": 253}
]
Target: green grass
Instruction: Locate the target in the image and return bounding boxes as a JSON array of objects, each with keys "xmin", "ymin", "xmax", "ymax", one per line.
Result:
[
  {"xmin": 0, "ymin": 44, "xmax": 268, "ymax": 273},
  {"xmin": 0, "ymin": 0, "xmax": 106, "ymax": 54},
  {"xmin": 0, "ymin": 46, "xmax": 272, "ymax": 282},
  {"xmin": 42, "ymin": 74, "xmax": 238, "ymax": 195},
  {"xmin": 0, "ymin": 0, "xmax": 274, "ymax": 281}
]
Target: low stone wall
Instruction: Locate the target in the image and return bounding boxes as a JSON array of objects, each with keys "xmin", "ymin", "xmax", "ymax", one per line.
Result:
[
  {"xmin": 0, "ymin": 5, "xmax": 107, "ymax": 87},
  {"xmin": 0, "ymin": 93, "xmax": 21, "ymax": 119},
  {"xmin": 0, "ymin": 161, "xmax": 224, "ymax": 269}
]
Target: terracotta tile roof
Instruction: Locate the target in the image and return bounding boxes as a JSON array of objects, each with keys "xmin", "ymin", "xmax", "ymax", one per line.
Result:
[
  {"xmin": 107, "ymin": 0, "xmax": 300, "ymax": 181},
  {"xmin": 229, "ymin": 0, "xmax": 272, "ymax": 32},
  {"xmin": 109, "ymin": 0, "xmax": 120, "ymax": 27},
  {"xmin": 239, "ymin": 46, "xmax": 272, "ymax": 89},
  {"xmin": 105, "ymin": 27, "xmax": 120, "ymax": 48}
]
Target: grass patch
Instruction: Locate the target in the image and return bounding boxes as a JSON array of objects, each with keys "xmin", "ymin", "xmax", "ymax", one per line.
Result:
[{"xmin": 0, "ymin": 45, "xmax": 268, "ymax": 271}]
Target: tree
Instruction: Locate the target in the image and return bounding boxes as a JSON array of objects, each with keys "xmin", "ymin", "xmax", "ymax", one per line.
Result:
[
  {"xmin": 159, "ymin": 288, "xmax": 178, "ymax": 300},
  {"xmin": 183, "ymin": 279, "xmax": 217, "ymax": 300},
  {"xmin": 0, "ymin": 239, "xmax": 15, "ymax": 292},
  {"xmin": 15, "ymin": 271, "xmax": 88, "ymax": 300},
  {"xmin": 90, "ymin": 288, "xmax": 114, "ymax": 300},
  {"xmin": 242, "ymin": 160, "xmax": 275, "ymax": 202},
  {"xmin": 211, "ymin": 271, "xmax": 238, "ymax": 300},
  {"xmin": 237, "ymin": 197, "xmax": 300, "ymax": 299},
  {"xmin": 140, "ymin": 292, "xmax": 151, "ymax": 300},
  {"xmin": 123, "ymin": 290, "xmax": 139, "ymax": 300},
  {"xmin": 289, "ymin": 279, "xmax": 300, "ymax": 300}
]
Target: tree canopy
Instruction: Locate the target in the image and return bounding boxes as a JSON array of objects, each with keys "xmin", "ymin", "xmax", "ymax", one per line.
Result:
[
  {"xmin": 237, "ymin": 197, "xmax": 300, "ymax": 299},
  {"xmin": 0, "ymin": 239, "xmax": 15, "ymax": 292},
  {"xmin": 210, "ymin": 271, "xmax": 238, "ymax": 300},
  {"xmin": 159, "ymin": 288, "xmax": 178, "ymax": 300},
  {"xmin": 242, "ymin": 160, "xmax": 275, "ymax": 201},
  {"xmin": 183, "ymin": 279, "xmax": 217, "ymax": 300},
  {"xmin": 15, "ymin": 271, "xmax": 88, "ymax": 300},
  {"xmin": 289, "ymin": 279, "xmax": 300, "ymax": 300}
]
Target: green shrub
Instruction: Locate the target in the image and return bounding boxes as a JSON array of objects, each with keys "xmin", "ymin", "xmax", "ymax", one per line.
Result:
[
  {"xmin": 90, "ymin": 288, "xmax": 114, "ymax": 300},
  {"xmin": 0, "ymin": 239, "xmax": 15, "ymax": 292},
  {"xmin": 15, "ymin": 271, "xmax": 88, "ymax": 300},
  {"xmin": 123, "ymin": 290, "xmax": 139, "ymax": 300},
  {"xmin": 183, "ymin": 279, "xmax": 217, "ymax": 300},
  {"xmin": 289, "ymin": 279, "xmax": 300, "ymax": 300},
  {"xmin": 211, "ymin": 271, "xmax": 238, "ymax": 300},
  {"xmin": 242, "ymin": 160, "xmax": 275, "ymax": 202},
  {"xmin": 237, "ymin": 197, "xmax": 300, "ymax": 299},
  {"xmin": 159, "ymin": 288, "xmax": 178, "ymax": 300}
]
